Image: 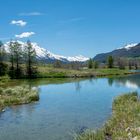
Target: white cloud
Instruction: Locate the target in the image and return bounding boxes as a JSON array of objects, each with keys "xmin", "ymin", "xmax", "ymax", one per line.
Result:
[
  {"xmin": 19, "ymin": 12, "xmax": 44, "ymax": 16},
  {"xmin": 11, "ymin": 20, "xmax": 27, "ymax": 27},
  {"xmin": 15, "ymin": 32, "xmax": 35, "ymax": 38}
]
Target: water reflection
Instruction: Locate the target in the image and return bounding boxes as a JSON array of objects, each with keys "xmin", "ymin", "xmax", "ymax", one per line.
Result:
[
  {"xmin": 75, "ymin": 81, "xmax": 82, "ymax": 92},
  {"xmin": 0, "ymin": 74, "xmax": 140, "ymax": 140},
  {"xmin": 108, "ymin": 78, "xmax": 114, "ymax": 86},
  {"xmin": 107, "ymin": 74, "xmax": 140, "ymax": 89},
  {"xmin": 119, "ymin": 80, "xmax": 138, "ymax": 89}
]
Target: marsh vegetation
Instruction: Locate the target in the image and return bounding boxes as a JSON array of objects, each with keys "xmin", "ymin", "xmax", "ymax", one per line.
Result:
[
  {"xmin": 74, "ymin": 92, "xmax": 140, "ymax": 140},
  {"xmin": 0, "ymin": 85, "xmax": 39, "ymax": 111}
]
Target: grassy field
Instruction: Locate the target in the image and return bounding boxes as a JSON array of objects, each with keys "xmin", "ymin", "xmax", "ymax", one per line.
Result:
[
  {"xmin": 0, "ymin": 85, "xmax": 39, "ymax": 111},
  {"xmin": 37, "ymin": 66, "xmax": 135, "ymax": 78},
  {"xmin": 74, "ymin": 92, "xmax": 140, "ymax": 140},
  {"xmin": 0, "ymin": 75, "xmax": 10, "ymax": 86}
]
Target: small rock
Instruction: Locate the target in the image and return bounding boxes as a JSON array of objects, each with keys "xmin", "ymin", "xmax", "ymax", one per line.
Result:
[{"xmin": 2, "ymin": 109, "xmax": 5, "ymax": 112}]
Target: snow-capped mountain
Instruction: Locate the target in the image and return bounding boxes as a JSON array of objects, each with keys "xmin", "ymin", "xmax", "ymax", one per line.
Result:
[
  {"xmin": 94, "ymin": 43, "xmax": 140, "ymax": 62},
  {"xmin": 4, "ymin": 41, "xmax": 89, "ymax": 63},
  {"xmin": 117, "ymin": 43, "xmax": 138, "ymax": 50}
]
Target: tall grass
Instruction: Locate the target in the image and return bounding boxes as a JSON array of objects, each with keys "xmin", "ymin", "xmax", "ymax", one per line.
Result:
[
  {"xmin": 74, "ymin": 92, "xmax": 140, "ymax": 140},
  {"xmin": 74, "ymin": 130, "xmax": 105, "ymax": 140},
  {"xmin": 37, "ymin": 66, "xmax": 133, "ymax": 78},
  {"xmin": 0, "ymin": 75, "xmax": 10, "ymax": 86},
  {"xmin": 0, "ymin": 85, "xmax": 39, "ymax": 111},
  {"xmin": 105, "ymin": 92, "xmax": 140, "ymax": 140}
]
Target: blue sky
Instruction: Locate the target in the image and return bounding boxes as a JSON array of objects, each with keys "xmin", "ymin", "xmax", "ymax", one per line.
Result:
[{"xmin": 1, "ymin": 0, "xmax": 140, "ymax": 57}]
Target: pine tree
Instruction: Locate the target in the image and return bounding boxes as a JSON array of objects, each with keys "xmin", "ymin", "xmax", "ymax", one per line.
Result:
[
  {"xmin": 9, "ymin": 41, "xmax": 15, "ymax": 78},
  {"xmin": 88, "ymin": 58, "xmax": 93, "ymax": 69},
  {"xmin": 25, "ymin": 40, "xmax": 37, "ymax": 78},
  {"xmin": 94, "ymin": 61, "xmax": 98, "ymax": 69},
  {"xmin": 107, "ymin": 56, "xmax": 114, "ymax": 68},
  {"xmin": 0, "ymin": 41, "xmax": 8, "ymax": 76},
  {"xmin": 128, "ymin": 60, "xmax": 132, "ymax": 70},
  {"xmin": 0, "ymin": 41, "xmax": 4, "ymax": 63},
  {"xmin": 13, "ymin": 41, "xmax": 22, "ymax": 78}
]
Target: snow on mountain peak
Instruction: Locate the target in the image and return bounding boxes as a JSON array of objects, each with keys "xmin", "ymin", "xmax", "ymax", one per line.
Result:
[
  {"xmin": 67, "ymin": 55, "xmax": 89, "ymax": 62},
  {"xmin": 4, "ymin": 41, "xmax": 89, "ymax": 62},
  {"xmin": 123, "ymin": 43, "xmax": 138, "ymax": 50},
  {"xmin": 117, "ymin": 43, "xmax": 138, "ymax": 50}
]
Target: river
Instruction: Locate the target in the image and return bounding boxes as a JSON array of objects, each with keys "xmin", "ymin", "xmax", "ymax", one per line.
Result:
[{"xmin": 0, "ymin": 74, "xmax": 140, "ymax": 140}]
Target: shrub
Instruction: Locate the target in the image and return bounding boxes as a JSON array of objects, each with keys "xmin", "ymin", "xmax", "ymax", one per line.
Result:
[{"xmin": 0, "ymin": 85, "xmax": 39, "ymax": 111}]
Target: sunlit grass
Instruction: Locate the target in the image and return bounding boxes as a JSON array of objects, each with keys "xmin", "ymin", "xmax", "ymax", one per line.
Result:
[
  {"xmin": 38, "ymin": 66, "xmax": 133, "ymax": 78},
  {"xmin": 105, "ymin": 92, "xmax": 140, "ymax": 139},
  {"xmin": 74, "ymin": 92, "xmax": 140, "ymax": 140},
  {"xmin": 0, "ymin": 85, "xmax": 39, "ymax": 111},
  {"xmin": 74, "ymin": 130, "xmax": 105, "ymax": 140},
  {"xmin": 0, "ymin": 75, "xmax": 10, "ymax": 86}
]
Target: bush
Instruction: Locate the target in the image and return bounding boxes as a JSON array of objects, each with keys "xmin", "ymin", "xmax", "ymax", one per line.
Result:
[
  {"xmin": 107, "ymin": 56, "xmax": 114, "ymax": 68},
  {"xmin": 0, "ymin": 62, "xmax": 8, "ymax": 76},
  {"xmin": 0, "ymin": 85, "xmax": 39, "ymax": 111}
]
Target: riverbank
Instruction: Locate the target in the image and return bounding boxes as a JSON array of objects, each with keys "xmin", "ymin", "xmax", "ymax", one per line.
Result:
[
  {"xmin": 0, "ymin": 86, "xmax": 39, "ymax": 112},
  {"xmin": 0, "ymin": 68, "xmax": 138, "ymax": 79},
  {"xmin": 37, "ymin": 67, "xmax": 138, "ymax": 78},
  {"xmin": 74, "ymin": 92, "xmax": 140, "ymax": 140}
]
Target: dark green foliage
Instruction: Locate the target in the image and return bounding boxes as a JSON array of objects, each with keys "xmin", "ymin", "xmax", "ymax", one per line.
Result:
[
  {"xmin": 0, "ymin": 41, "xmax": 8, "ymax": 76},
  {"xmin": 13, "ymin": 41, "xmax": 22, "ymax": 78},
  {"xmin": 25, "ymin": 40, "xmax": 38, "ymax": 78},
  {"xmin": 134, "ymin": 62, "xmax": 138, "ymax": 70},
  {"xmin": 8, "ymin": 41, "xmax": 23, "ymax": 78},
  {"xmin": 9, "ymin": 41, "xmax": 15, "ymax": 78},
  {"xmin": 129, "ymin": 61, "xmax": 132, "ymax": 70},
  {"xmin": 5, "ymin": 40, "xmax": 38, "ymax": 79},
  {"xmin": 88, "ymin": 58, "xmax": 93, "ymax": 69},
  {"xmin": 0, "ymin": 41, "xmax": 5, "ymax": 63},
  {"xmin": 8, "ymin": 66, "xmax": 15, "ymax": 79},
  {"xmin": 0, "ymin": 62, "xmax": 8, "ymax": 76},
  {"xmin": 93, "ymin": 61, "xmax": 98, "ymax": 69},
  {"xmin": 108, "ymin": 78, "xmax": 114, "ymax": 86},
  {"xmin": 107, "ymin": 56, "xmax": 114, "ymax": 68}
]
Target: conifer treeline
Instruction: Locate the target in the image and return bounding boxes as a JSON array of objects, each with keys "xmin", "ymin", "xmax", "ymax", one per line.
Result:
[{"xmin": 0, "ymin": 40, "xmax": 37, "ymax": 78}]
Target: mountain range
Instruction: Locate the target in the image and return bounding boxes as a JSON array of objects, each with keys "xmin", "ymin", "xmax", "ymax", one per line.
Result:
[
  {"xmin": 4, "ymin": 41, "xmax": 89, "ymax": 63},
  {"xmin": 4, "ymin": 41, "xmax": 140, "ymax": 64},
  {"xmin": 94, "ymin": 43, "xmax": 140, "ymax": 62}
]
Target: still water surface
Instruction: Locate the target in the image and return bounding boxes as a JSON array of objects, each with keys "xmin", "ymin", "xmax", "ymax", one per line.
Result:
[{"xmin": 0, "ymin": 75, "xmax": 140, "ymax": 140}]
